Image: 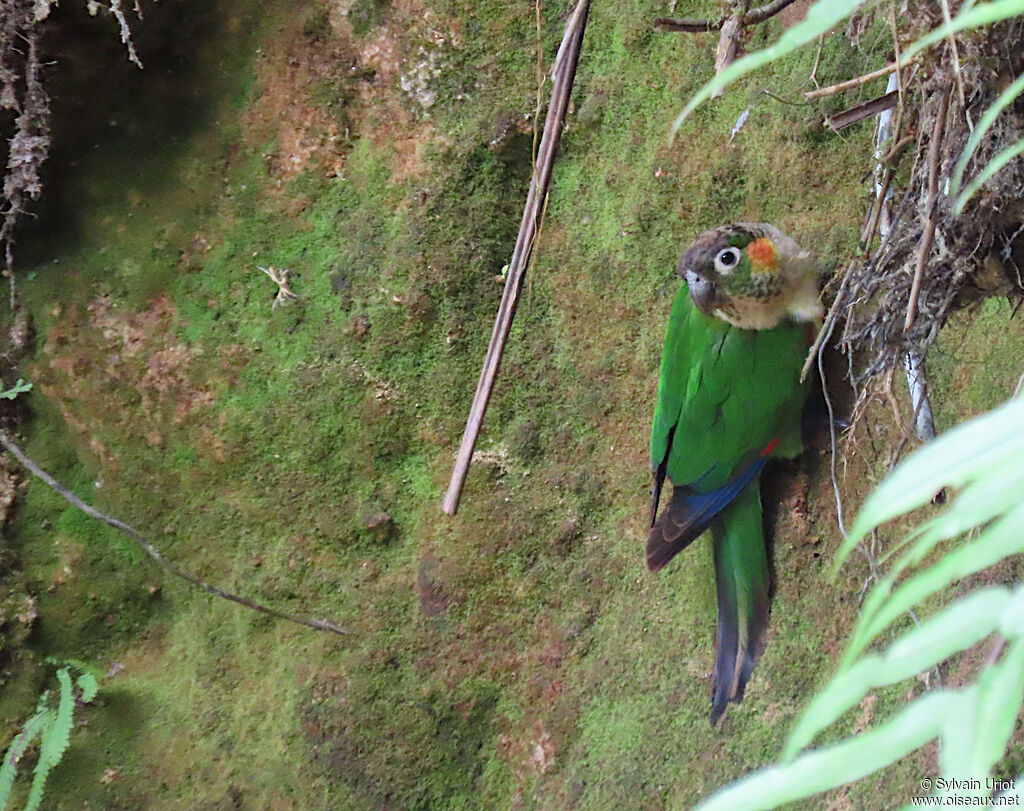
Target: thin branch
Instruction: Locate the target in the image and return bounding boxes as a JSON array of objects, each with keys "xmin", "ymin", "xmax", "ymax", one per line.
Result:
[
  {"xmin": 531, "ymin": 0, "xmax": 544, "ymax": 166},
  {"xmin": 803, "ymin": 63, "xmax": 896, "ymax": 100},
  {"xmin": 809, "ymin": 34, "xmax": 825, "ymax": 90},
  {"xmin": 939, "ymin": 0, "xmax": 969, "ymax": 132},
  {"xmin": 879, "ymin": 134, "xmax": 914, "ymax": 164},
  {"xmin": 862, "ymin": 71, "xmax": 900, "ymax": 249},
  {"xmin": 0, "ymin": 431, "xmax": 351, "ymax": 637},
  {"xmin": 745, "ymin": 0, "xmax": 799, "ymax": 25},
  {"xmin": 825, "ymin": 91, "xmax": 898, "ymax": 132},
  {"xmin": 905, "ymin": 87, "xmax": 951, "ymax": 332},
  {"xmin": 653, "ymin": 15, "xmax": 719, "ymax": 33},
  {"xmin": 818, "ymin": 309, "xmax": 847, "ymax": 538},
  {"xmin": 860, "ymin": 166, "xmax": 891, "ymax": 246},
  {"xmin": 654, "ymin": 0, "xmax": 798, "ymax": 33},
  {"xmin": 800, "ymin": 259, "xmax": 854, "ymax": 383}
]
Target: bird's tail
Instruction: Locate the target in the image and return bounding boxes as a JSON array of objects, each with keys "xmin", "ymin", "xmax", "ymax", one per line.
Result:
[
  {"xmin": 710, "ymin": 482, "xmax": 770, "ymax": 725},
  {"xmin": 646, "ymin": 440, "xmax": 777, "ymax": 572}
]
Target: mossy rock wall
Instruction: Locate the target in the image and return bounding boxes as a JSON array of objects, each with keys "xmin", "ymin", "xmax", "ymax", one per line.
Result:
[{"xmin": 2, "ymin": 0, "xmax": 1019, "ymax": 807}]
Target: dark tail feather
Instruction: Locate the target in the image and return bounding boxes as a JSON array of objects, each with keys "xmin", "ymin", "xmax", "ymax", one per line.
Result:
[
  {"xmin": 647, "ymin": 451, "xmax": 770, "ymax": 572},
  {"xmin": 711, "ymin": 535, "xmax": 740, "ymax": 725},
  {"xmin": 710, "ymin": 483, "xmax": 771, "ymax": 726}
]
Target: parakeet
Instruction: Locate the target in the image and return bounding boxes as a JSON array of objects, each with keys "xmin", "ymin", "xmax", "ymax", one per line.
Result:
[{"xmin": 648, "ymin": 223, "xmax": 822, "ymax": 725}]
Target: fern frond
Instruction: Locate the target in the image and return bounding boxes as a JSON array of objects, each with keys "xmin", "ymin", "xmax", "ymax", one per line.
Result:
[
  {"xmin": 24, "ymin": 668, "xmax": 75, "ymax": 811},
  {"xmin": 76, "ymin": 672, "xmax": 99, "ymax": 704},
  {"xmin": 0, "ymin": 709, "xmax": 53, "ymax": 811}
]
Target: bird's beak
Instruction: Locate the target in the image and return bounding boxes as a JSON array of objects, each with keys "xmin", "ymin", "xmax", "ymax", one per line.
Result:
[{"xmin": 685, "ymin": 269, "xmax": 718, "ymax": 316}]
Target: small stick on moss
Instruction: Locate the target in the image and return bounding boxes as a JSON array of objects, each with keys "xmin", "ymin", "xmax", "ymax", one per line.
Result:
[
  {"xmin": 259, "ymin": 266, "xmax": 298, "ymax": 309},
  {"xmin": 653, "ymin": 15, "xmax": 719, "ymax": 33},
  {"xmin": 905, "ymin": 87, "xmax": 951, "ymax": 332},
  {"xmin": 442, "ymin": 0, "xmax": 591, "ymax": 516},
  {"xmin": 0, "ymin": 431, "xmax": 351, "ymax": 637},
  {"xmin": 803, "ymin": 63, "xmax": 897, "ymax": 101}
]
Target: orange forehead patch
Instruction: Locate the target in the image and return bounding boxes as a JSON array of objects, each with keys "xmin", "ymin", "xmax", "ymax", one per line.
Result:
[{"xmin": 746, "ymin": 237, "xmax": 777, "ymax": 273}]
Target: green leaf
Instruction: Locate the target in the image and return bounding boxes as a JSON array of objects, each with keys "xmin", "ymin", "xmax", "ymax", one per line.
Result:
[
  {"xmin": 694, "ymin": 692, "xmax": 953, "ymax": 811},
  {"xmin": 784, "ymin": 587, "xmax": 1010, "ymax": 759},
  {"xmin": 900, "ymin": 0, "xmax": 1024, "ymax": 64},
  {"xmin": 936, "ymin": 640, "xmax": 1024, "ymax": 789},
  {"xmin": 856, "ymin": 460, "xmax": 1024, "ymax": 645},
  {"xmin": 949, "ymin": 71, "xmax": 1024, "ymax": 198},
  {"xmin": 76, "ymin": 672, "xmax": 99, "ymax": 703},
  {"xmin": 880, "ymin": 460, "xmax": 1024, "ymax": 569},
  {"xmin": 938, "ymin": 685, "xmax": 982, "ymax": 788},
  {"xmin": 842, "ymin": 504, "xmax": 1024, "ymax": 665},
  {"xmin": 670, "ymin": 0, "xmax": 870, "ymax": 135},
  {"xmin": 0, "ymin": 710, "xmax": 51, "ymax": 811},
  {"xmin": 25, "ymin": 668, "xmax": 75, "ymax": 811},
  {"xmin": 41, "ymin": 668, "xmax": 74, "ymax": 770},
  {"xmin": 0, "ymin": 379, "xmax": 31, "ymax": 401},
  {"xmin": 837, "ymin": 396, "xmax": 1024, "ymax": 570},
  {"xmin": 954, "ymin": 138, "xmax": 1024, "ymax": 215},
  {"xmin": 969, "ymin": 638, "xmax": 1024, "ymax": 777}
]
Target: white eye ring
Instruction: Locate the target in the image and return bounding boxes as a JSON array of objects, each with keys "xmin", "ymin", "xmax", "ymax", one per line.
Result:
[{"xmin": 714, "ymin": 247, "xmax": 742, "ymax": 274}]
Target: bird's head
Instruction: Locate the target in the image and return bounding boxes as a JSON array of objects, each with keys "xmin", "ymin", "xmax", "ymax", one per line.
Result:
[{"xmin": 678, "ymin": 223, "xmax": 823, "ymax": 330}]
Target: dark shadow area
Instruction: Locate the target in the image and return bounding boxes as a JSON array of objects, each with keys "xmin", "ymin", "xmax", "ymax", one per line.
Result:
[{"xmin": 16, "ymin": 0, "xmax": 262, "ymax": 262}]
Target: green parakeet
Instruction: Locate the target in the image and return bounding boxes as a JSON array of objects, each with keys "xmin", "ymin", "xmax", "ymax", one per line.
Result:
[{"xmin": 648, "ymin": 223, "xmax": 822, "ymax": 725}]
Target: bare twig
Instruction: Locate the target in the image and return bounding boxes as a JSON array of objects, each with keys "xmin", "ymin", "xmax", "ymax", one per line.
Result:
[
  {"xmin": 879, "ymin": 134, "xmax": 914, "ymax": 164},
  {"xmin": 532, "ymin": 0, "xmax": 544, "ymax": 165},
  {"xmin": 0, "ymin": 431, "xmax": 351, "ymax": 636},
  {"xmin": 882, "ymin": 365, "xmax": 911, "ymax": 439},
  {"xmin": 803, "ymin": 63, "xmax": 897, "ymax": 100},
  {"xmin": 744, "ymin": 0, "xmax": 799, "ymax": 25},
  {"xmin": 860, "ymin": 168, "xmax": 891, "ymax": 246},
  {"xmin": 939, "ymin": 0, "xmax": 969, "ymax": 131},
  {"xmin": 442, "ymin": 0, "xmax": 590, "ymax": 516},
  {"xmin": 905, "ymin": 87, "xmax": 951, "ymax": 332},
  {"xmin": 654, "ymin": 0, "xmax": 798, "ymax": 33},
  {"xmin": 862, "ymin": 71, "xmax": 900, "ymax": 249},
  {"xmin": 825, "ymin": 91, "xmax": 898, "ymax": 132},
  {"xmin": 818, "ymin": 310, "xmax": 847, "ymax": 538},
  {"xmin": 654, "ymin": 15, "xmax": 719, "ymax": 33},
  {"xmin": 809, "ymin": 34, "xmax": 825, "ymax": 89},
  {"xmin": 800, "ymin": 260, "xmax": 855, "ymax": 383}
]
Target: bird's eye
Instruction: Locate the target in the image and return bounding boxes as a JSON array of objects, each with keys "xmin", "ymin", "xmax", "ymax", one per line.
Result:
[{"xmin": 715, "ymin": 247, "xmax": 741, "ymax": 273}]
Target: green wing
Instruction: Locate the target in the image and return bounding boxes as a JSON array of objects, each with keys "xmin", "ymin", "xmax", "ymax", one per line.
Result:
[{"xmin": 650, "ymin": 284, "xmax": 809, "ymax": 494}]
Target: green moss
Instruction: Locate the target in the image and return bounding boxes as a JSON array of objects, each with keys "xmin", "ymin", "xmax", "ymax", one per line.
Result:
[{"xmin": 1, "ymin": 0, "xmax": 977, "ymax": 807}]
